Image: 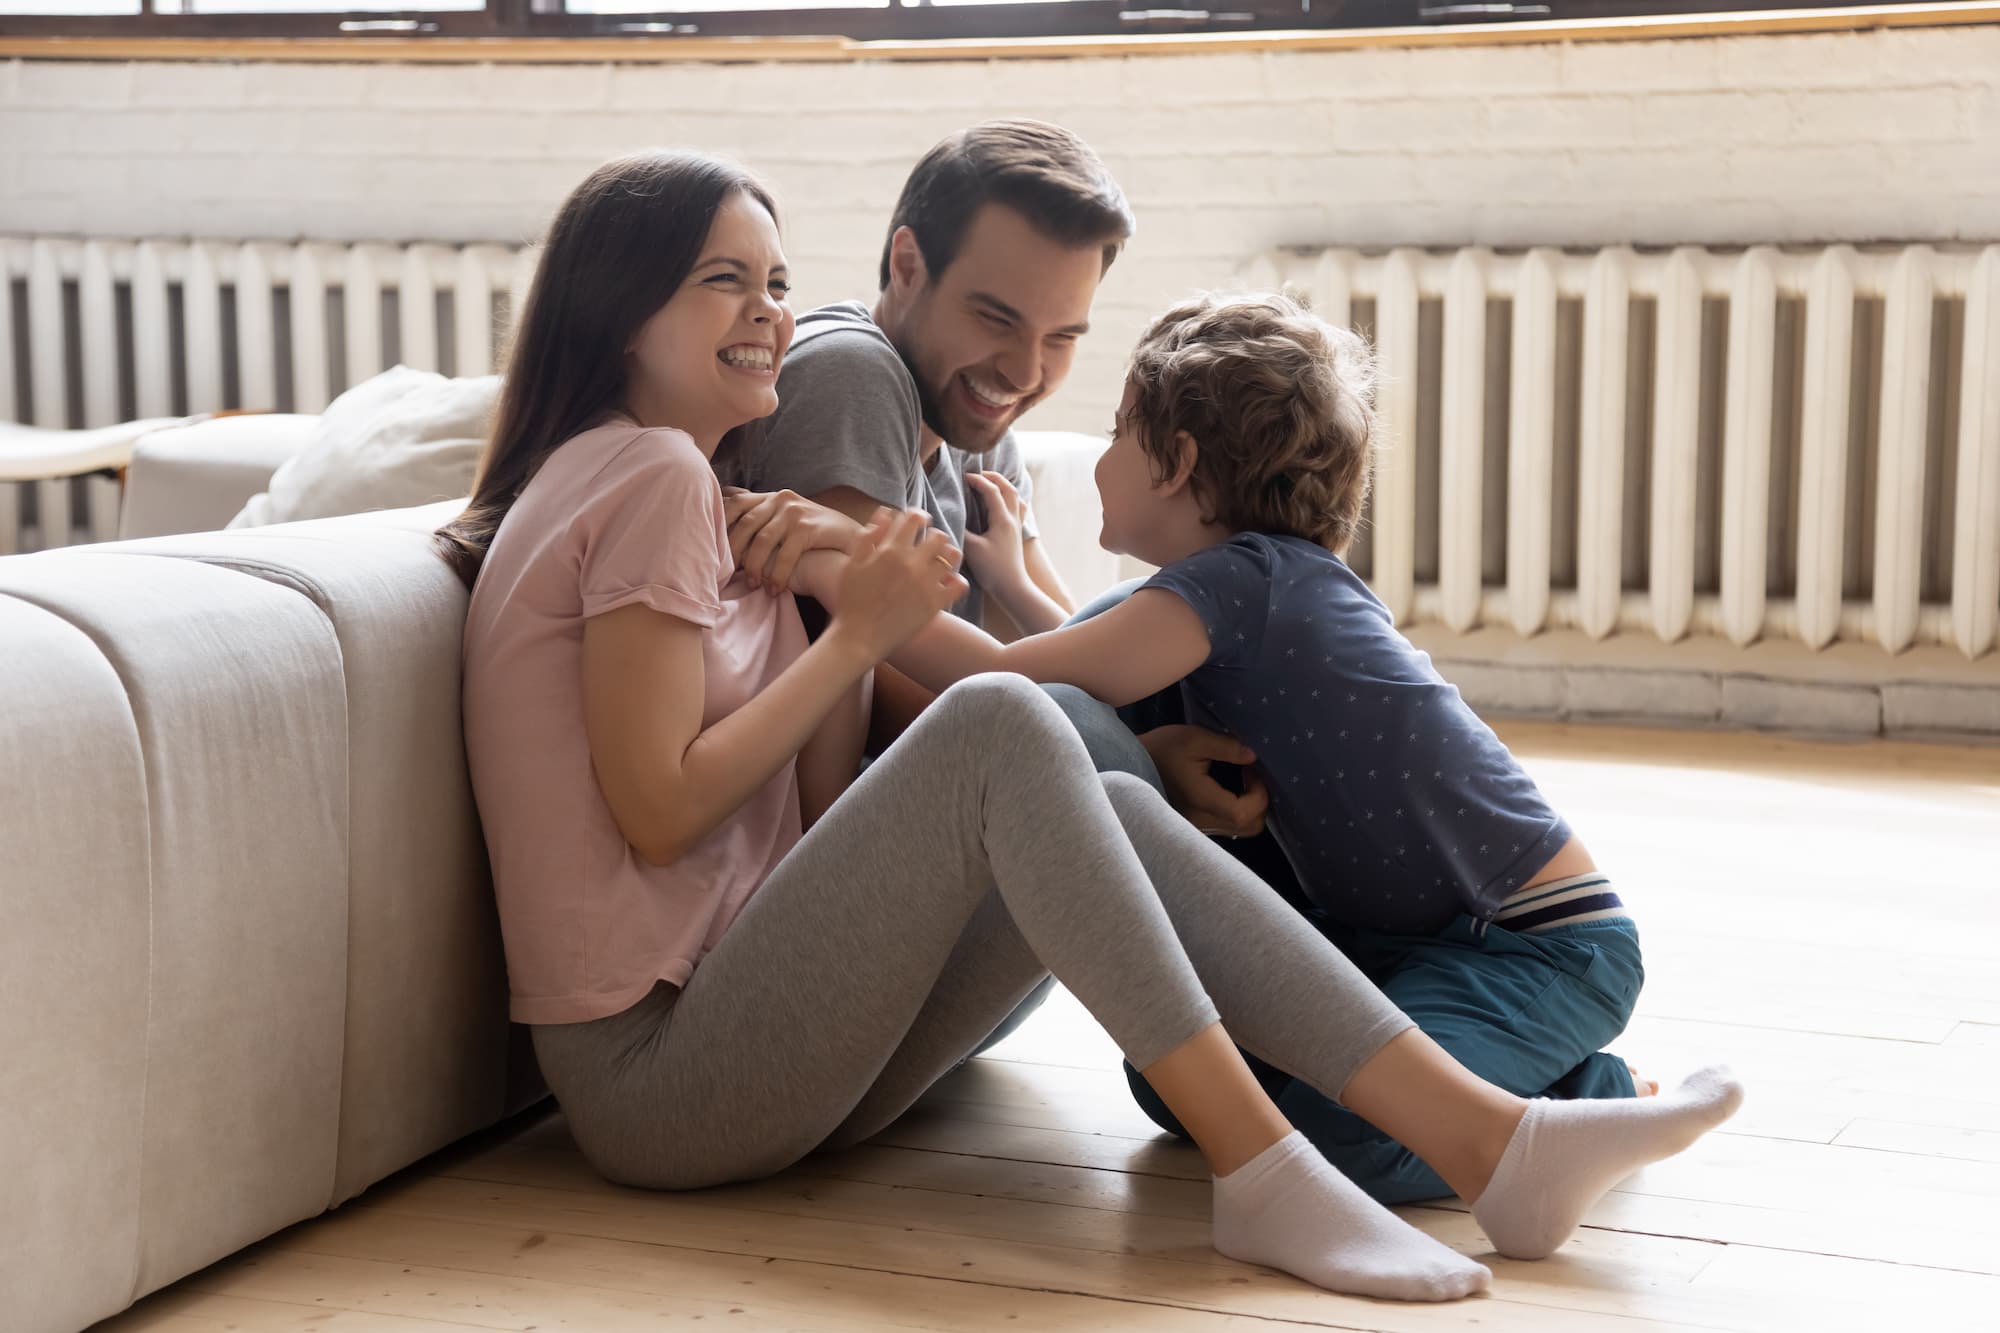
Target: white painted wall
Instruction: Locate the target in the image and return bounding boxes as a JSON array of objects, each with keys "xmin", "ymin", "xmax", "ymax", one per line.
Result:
[{"xmin": 4, "ymin": 24, "xmax": 1997, "ymax": 434}]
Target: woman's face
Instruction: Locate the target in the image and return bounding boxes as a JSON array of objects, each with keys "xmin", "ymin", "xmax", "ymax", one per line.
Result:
[{"xmin": 625, "ymin": 189, "xmax": 796, "ymax": 449}]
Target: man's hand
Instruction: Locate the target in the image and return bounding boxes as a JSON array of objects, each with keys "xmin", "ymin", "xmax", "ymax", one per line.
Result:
[
  {"xmin": 1139, "ymin": 725, "xmax": 1269, "ymax": 839},
  {"xmin": 723, "ymin": 488, "xmax": 865, "ymax": 597}
]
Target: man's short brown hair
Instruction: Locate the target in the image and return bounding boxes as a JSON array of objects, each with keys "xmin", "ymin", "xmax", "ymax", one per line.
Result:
[
  {"xmin": 878, "ymin": 119, "xmax": 1135, "ymax": 289},
  {"xmin": 1124, "ymin": 291, "xmax": 1378, "ymax": 553}
]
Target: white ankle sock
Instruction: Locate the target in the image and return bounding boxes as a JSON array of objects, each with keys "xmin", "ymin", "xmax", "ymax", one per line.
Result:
[
  {"xmin": 1473, "ymin": 1065, "xmax": 1745, "ymax": 1259},
  {"xmin": 1212, "ymin": 1131, "xmax": 1490, "ymax": 1302}
]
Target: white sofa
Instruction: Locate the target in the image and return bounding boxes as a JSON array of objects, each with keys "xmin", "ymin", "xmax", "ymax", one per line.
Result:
[
  {"xmin": 117, "ymin": 412, "xmax": 1125, "ymax": 592},
  {"xmin": 2, "ymin": 414, "xmax": 1117, "ymax": 1333},
  {"xmin": 2, "ymin": 497, "xmax": 551, "ymax": 1333}
]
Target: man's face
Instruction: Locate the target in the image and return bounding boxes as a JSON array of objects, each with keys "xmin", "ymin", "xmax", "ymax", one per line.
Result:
[{"xmin": 888, "ymin": 203, "xmax": 1104, "ymax": 454}]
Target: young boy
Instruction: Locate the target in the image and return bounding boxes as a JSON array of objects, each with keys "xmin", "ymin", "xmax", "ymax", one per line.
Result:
[{"xmin": 884, "ymin": 291, "xmax": 1653, "ymax": 1203}]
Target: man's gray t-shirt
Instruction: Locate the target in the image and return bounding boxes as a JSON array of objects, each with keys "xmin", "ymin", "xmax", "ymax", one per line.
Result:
[{"xmin": 713, "ymin": 300, "xmax": 1037, "ymax": 626}]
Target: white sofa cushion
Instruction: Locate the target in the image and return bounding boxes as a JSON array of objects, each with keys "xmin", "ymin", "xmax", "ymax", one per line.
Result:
[
  {"xmin": 0, "ymin": 551, "xmax": 350, "ymax": 1314},
  {"xmin": 121, "ymin": 414, "xmax": 319, "ymax": 540},
  {"xmin": 0, "ymin": 594, "xmax": 151, "ymax": 1333},
  {"xmin": 118, "ymin": 502, "xmax": 512, "ymax": 1205},
  {"xmin": 230, "ymin": 368, "xmax": 498, "ymax": 529}
]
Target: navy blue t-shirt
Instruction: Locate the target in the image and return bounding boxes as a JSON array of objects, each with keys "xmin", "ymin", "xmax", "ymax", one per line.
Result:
[{"xmin": 1144, "ymin": 533, "xmax": 1571, "ymax": 936}]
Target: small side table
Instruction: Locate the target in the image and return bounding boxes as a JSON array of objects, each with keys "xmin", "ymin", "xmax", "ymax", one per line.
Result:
[{"xmin": 0, "ymin": 417, "xmax": 188, "ymax": 554}]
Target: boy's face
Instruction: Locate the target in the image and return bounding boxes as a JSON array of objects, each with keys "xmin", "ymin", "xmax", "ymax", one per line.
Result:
[
  {"xmin": 888, "ymin": 203, "xmax": 1102, "ymax": 454},
  {"xmin": 1094, "ymin": 378, "xmax": 1170, "ymax": 562}
]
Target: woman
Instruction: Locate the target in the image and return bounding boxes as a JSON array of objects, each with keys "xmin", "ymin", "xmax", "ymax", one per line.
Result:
[{"xmin": 438, "ymin": 151, "xmax": 1740, "ymax": 1304}]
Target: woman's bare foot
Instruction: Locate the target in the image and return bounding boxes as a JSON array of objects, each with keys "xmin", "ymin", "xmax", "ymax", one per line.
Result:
[{"xmin": 1627, "ymin": 1062, "xmax": 1660, "ymax": 1097}]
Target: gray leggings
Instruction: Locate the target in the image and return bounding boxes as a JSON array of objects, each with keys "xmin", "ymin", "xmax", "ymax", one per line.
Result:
[{"xmin": 531, "ymin": 673, "xmax": 1413, "ymax": 1190}]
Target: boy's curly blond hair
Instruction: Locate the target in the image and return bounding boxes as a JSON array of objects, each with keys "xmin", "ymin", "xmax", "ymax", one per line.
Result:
[{"xmin": 1124, "ymin": 291, "xmax": 1377, "ymax": 553}]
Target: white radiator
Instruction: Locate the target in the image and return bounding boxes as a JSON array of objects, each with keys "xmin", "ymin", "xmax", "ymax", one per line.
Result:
[
  {"xmin": 7, "ymin": 235, "xmax": 1997, "ymax": 667},
  {"xmin": 1247, "ymin": 244, "xmax": 2000, "ymax": 661},
  {"xmin": 1, "ymin": 235, "xmax": 533, "ymax": 553}
]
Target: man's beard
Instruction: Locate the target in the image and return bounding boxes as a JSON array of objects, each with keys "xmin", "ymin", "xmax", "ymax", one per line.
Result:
[
  {"xmin": 910, "ymin": 357, "xmax": 953, "ymax": 444},
  {"xmin": 890, "ymin": 333, "xmax": 1009, "ymax": 456}
]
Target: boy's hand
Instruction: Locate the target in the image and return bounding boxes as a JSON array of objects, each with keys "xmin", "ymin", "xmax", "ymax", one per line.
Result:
[
  {"xmin": 961, "ymin": 471, "xmax": 1029, "ymax": 596},
  {"xmin": 724, "ymin": 487, "xmax": 864, "ymax": 597},
  {"xmin": 1140, "ymin": 725, "xmax": 1269, "ymax": 838},
  {"xmin": 827, "ymin": 510, "xmax": 967, "ymax": 664}
]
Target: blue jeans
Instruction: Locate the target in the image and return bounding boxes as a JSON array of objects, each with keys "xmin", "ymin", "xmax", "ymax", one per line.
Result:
[
  {"xmin": 1125, "ymin": 915, "xmax": 1642, "ymax": 1202},
  {"xmin": 982, "ymin": 580, "xmax": 1642, "ymax": 1202}
]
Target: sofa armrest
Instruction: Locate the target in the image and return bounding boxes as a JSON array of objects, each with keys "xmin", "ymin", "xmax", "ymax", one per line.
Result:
[{"xmin": 119, "ymin": 414, "xmax": 319, "ymax": 540}]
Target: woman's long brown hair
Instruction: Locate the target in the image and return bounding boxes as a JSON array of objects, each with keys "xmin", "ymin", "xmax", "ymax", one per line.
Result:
[{"xmin": 435, "ymin": 151, "xmax": 778, "ymax": 588}]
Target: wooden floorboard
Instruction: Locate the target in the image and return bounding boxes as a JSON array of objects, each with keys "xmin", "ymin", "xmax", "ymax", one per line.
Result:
[{"xmin": 97, "ymin": 724, "xmax": 1999, "ymax": 1331}]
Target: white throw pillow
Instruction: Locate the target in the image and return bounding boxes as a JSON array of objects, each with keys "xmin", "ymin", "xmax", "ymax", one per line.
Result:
[{"xmin": 229, "ymin": 367, "xmax": 500, "ymax": 529}]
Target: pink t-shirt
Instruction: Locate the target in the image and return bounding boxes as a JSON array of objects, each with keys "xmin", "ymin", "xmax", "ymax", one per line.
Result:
[{"xmin": 461, "ymin": 419, "xmax": 808, "ymax": 1025}]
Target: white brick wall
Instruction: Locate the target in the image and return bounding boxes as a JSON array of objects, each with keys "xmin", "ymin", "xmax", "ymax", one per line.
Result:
[{"xmin": 3, "ymin": 24, "xmax": 1997, "ymax": 433}]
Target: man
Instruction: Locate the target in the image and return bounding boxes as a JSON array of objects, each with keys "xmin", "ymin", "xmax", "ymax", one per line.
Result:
[
  {"xmin": 722, "ymin": 125, "xmax": 1089, "ymax": 714},
  {"xmin": 717, "ymin": 120, "xmax": 1268, "ymax": 1049},
  {"xmin": 717, "ymin": 119, "xmax": 1265, "ymax": 833}
]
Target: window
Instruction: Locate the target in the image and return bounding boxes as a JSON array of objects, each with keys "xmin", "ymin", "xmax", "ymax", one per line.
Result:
[
  {"xmin": 6, "ymin": 0, "xmax": 140, "ymax": 12},
  {"xmin": 0, "ymin": 1, "xmax": 1936, "ymax": 44}
]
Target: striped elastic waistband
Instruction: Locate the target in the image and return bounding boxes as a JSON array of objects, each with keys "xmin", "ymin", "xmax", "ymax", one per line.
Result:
[{"xmin": 1489, "ymin": 872, "xmax": 1629, "ymax": 935}]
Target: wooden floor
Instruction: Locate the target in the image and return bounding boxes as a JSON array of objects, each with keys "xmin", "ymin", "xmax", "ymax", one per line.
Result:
[{"xmin": 99, "ymin": 723, "xmax": 2000, "ymax": 1332}]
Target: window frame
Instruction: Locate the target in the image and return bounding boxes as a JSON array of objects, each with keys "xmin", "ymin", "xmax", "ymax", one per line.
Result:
[{"xmin": 0, "ymin": 1, "xmax": 1948, "ymax": 45}]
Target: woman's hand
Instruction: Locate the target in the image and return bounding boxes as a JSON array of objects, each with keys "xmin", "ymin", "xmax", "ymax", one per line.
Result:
[
  {"xmin": 961, "ymin": 471, "xmax": 1030, "ymax": 600},
  {"xmin": 826, "ymin": 509, "xmax": 967, "ymax": 664},
  {"xmin": 723, "ymin": 487, "xmax": 864, "ymax": 597}
]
